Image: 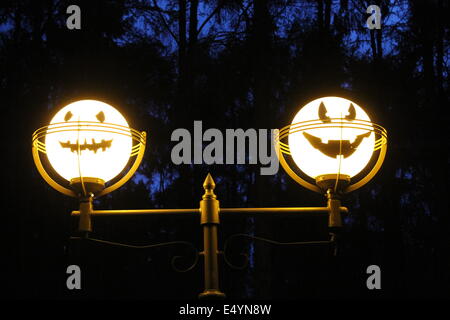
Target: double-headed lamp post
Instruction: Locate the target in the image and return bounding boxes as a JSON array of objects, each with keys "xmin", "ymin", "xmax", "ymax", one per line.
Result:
[{"xmin": 32, "ymin": 97, "xmax": 387, "ymax": 298}]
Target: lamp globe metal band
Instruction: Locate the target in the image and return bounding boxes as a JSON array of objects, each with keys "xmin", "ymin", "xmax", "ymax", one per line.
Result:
[
  {"xmin": 275, "ymin": 96, "xmax": 387, "ymax": 194},
  {"xmin": 32, "ymin": 100, "xmax": 146, "ymax": 199}
]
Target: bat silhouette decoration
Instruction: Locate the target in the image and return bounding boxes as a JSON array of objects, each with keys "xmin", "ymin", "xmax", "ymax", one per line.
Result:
[
  {"xmin": 303, "ymin": 131, "xmax": 371, "ymax": 158},
  {"xmin": 318, "ymin": 101, "xmax": 356, "ymax": 123},
  {"xmin": 59, "ymin": 110, "xmax": 112, "ymax": 153},
  {"xmin": 60, "ymin": 138, "xmax": 113, "ymax": 153},
  {"xmin": 303, "ymin": 102, "xmax": 371, "ymax": 158}
]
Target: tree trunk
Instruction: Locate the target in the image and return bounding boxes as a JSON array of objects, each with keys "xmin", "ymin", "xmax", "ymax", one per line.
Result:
[
  {"xmin": 317, "ymin": 0, "xmax": 324, "ymax": 31},
  {"xmin": 178, "ymin": 0, "xmax": 187, "ymax": 91},
  {"xmin": 187, "ymin": 0, "xmax": 199, "ymax": 115},
  {"xmin": 189, "ymin": 0, "xmax": 198, "ymax": 47},
  {"xmin": 188, "ymin": 0, "xmax": 200, "ymax": 208},
  {"xmin": 421, "ymin": 7, "xmax": 434, "ymax": 106},
  {"xmin": 324, "ymin": 0, "xmax": 331, "ymax": 30},
  {"xmin": 369, "ymin": 29, "xmax": 377, "ymax": 61},
  {"xmin": 376, "ymin": 28, "xmax": 382, "ymax": 60},
  {"xmin": 433, "ymin": 0, "xmax": 449, "ymax": 297},
  {"xmin": 250, "ymin": 0, "xmax": 274, "ymax": 299},
  {"xmin": 436, "ymin": 0, "xmax": 444, "ymax": 100}
]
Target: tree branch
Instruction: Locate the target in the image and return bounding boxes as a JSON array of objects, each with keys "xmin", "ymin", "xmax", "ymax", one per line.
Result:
[
  {"xmin": 152, "ymin": 0, "xmax": 179, "ymax": 44},
  {"xmin": 196, "ymin": 0, "xmax": 226, "ymax": 37}
]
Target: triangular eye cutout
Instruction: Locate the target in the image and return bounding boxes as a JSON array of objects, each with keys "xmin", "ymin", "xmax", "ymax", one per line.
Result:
[
  {"xmin": 345, "ymin": 103, "xmax": 356, "ymax": 121},
  {"xmin": 318, "ymin": 101, "xmax": 331, "ymax": 123},
  {"xmin": 64, "ymin": 111, "xmax": 73, "ymax": 122},
  {"xmin": 96, "ymin": 111, "xmax": 105, "ymax": 123}
]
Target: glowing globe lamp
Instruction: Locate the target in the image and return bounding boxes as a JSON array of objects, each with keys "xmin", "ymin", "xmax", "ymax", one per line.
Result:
[
  {"xmin": 32, "ymin": 99, "xmax": 146, "ymax": 198},
  {"xmin": 276, "ymin": 96, "xmax": 387, "ymax": 194}
]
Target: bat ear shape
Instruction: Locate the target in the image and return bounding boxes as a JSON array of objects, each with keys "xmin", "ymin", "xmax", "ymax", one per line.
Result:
[
  {"xmin": 318, "ymin": 101, "xmax": 331, "ymax": 123},
  {"xmin": 345, "ymin": 103, "xmax": 356, "ymax": 121},
  {"xmin": 96, "ymin": 111, "xmax": 105, "ymax": 123},
  {"xmin": 64, "ymin": 111, "xmax": 73, "ymax": 122}
]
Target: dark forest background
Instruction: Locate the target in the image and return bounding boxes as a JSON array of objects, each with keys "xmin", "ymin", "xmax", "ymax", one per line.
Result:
[{"xmin": 2, "ymin": 0, "xmax": 449, "ymax": 299}]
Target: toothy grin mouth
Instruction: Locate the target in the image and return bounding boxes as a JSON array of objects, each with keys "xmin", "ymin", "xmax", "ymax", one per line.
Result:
[
  {"xmin": 303, "ymin": 131, "xmax": 371, "ymax": 158},
  {"xmin": 60, "ymin": 139, "xmax": 113, "ymax": 153}
]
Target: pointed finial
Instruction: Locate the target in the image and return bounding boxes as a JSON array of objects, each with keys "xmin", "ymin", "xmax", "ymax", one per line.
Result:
[
  {"xmin": 203, "ymin": 173, "xmax": 215, "ymax": 189},
  {"xmin": 202, "ymin": 173, "xmax": 216, "ymax": 199}
]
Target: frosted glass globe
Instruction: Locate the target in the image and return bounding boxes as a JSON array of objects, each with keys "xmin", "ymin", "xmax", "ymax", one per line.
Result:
[
  {"xmin": 288, "ymin": 97, "xmax": 375, "ymax": 179},
  {"xmin": 45, "ymin": 100, "xmax": 132, "ymax": 183}
]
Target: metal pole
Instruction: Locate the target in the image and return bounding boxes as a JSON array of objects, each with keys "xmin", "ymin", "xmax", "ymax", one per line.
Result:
[
  {"xmin": 78, "ymin": 193, "xmax": 93, "ymax": 235},
  {"xmin": 326, "ymin": 188, "xmax": 343, "ymax": 256},
  {"xmin": 221, "ymin": 207, "xmax": 348, "ymax": 214},
  {"xmin": 326, "ymin": 188, "xmax": 343, "ymax": 229},
  {"xmin": 72, "ymin": 207, "xmax": 347, "ymax": 216},
  {"xmin": 71, "ymin": 208, "xmax": 200, "ymax": 216},
  {"xmin": 198, "ymin": 174, "xmax": 225, "ymax": 299}
]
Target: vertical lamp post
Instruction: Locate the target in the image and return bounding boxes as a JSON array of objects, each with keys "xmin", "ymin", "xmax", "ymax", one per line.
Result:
[{"xmin": 32, "ymin": 97, "xmax": 387, "ymax": 298}]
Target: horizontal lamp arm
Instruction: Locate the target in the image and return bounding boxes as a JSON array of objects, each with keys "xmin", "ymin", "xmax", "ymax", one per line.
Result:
[
  {"xmin": 220, "ymin": 207, "xmax": 348, "ymax": 214},
  {"xmin": 71, "ymin": 206, "xmax": 348, "ymax": 216},
  {"xmin": 71, "ymin": 208, "xmax": 200, "ymax": 216}
]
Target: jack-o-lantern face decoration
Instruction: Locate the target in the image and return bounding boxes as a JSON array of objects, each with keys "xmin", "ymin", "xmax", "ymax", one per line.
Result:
[
  {"xmin": 45, "ymin": 100, "xmax": 132, "ymax": 183},
  {"xmin": 289, "ymin": 97, "xmax": 375, "ymax": 179}
]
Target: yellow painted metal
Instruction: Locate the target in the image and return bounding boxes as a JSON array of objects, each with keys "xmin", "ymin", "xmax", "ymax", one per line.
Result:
[
  {"xmin": 275, "ymin": 129, "xmax": 322, "ymax": 193},
  {"xmin": 32, "ymin": 138, "xmax": 77, "ymax": 197},
  {"xmin": 70, "ymin": 177, "xmax": 105, "ymax": 197},
  {"xmin": 96, "ymin": 131, "xmax": 146, "ymax": 197},
  {"xmin": 327, "ymin": 197, "xmax": 343, "ymax": 229},
  {"xmin": 71, "ymin": 208, "xmax": 200, "ymax": 215},
  {"xmin": 344, "ymin": 134, "xmax": 387, "ymax": 193},
  {"xmin": 71, "ymin": 206, "xmax": 348, "ymax": 216},
  {"xmin": 221, "ymin": 207, "xmax": 338, "ymax": 213},
  {"xmin": 198, "ymin": 174, "xmax": 226, "ymax": 299},
  {"xmin": 78, "ymin": 194, "xmax": 94, "ymax": 233}
]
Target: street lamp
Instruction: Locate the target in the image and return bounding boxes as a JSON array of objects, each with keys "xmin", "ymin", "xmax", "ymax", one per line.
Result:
[
  {"xmin": 276, "ymin": 96, "xmax": 387, "ymax": 229},
  {"xmin": 32, "ymin": 99, "xmax": 146, "ymax": 231},
  {"xmin": 32, "ymin": 97, "xmax": 387, "ymax": 299}
]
